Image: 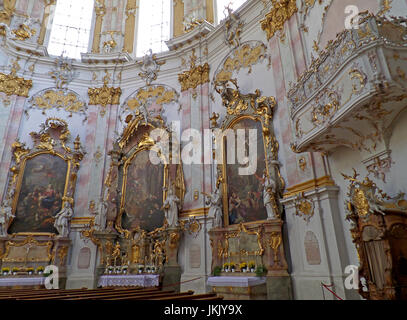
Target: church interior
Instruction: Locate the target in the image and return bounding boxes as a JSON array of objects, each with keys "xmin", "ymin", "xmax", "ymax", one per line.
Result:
[{"xmin": 0, "ymin": 0, "xmax": 406, "ymax": 301}]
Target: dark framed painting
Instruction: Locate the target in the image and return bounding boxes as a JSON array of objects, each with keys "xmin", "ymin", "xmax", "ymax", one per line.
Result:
[
  {"xmin": 9, "ymin": 153, "xmax": 68, "ymax": 234},
  {"xmin": 121, "ymin": 149, "xmax": 166, "ymax": 233},
  {"xmin": 223, "ymin": 117, "xmax": 267, "ymax": 226}
]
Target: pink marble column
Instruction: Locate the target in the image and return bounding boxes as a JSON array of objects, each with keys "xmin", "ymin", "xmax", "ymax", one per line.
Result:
[
  {"xmin": 0, "ymin": 96, "xmax": 27, "ymax": 202},
  {"xmin": 74, "ymin": 106, "xmax": 98, "ymax": 214}
]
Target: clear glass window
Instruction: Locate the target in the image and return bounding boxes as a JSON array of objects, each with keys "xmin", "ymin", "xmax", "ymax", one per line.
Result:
[
  {"xmin": 216, "ymin": 0, "xmax": 247, "ymax": 24},
  {"xmin": 136, "ymin": 0, "xmax": 171, "ymax": 57},
  {"xmin": 47, "ymin": 0, "xmax": 94, "ymax": 60}
]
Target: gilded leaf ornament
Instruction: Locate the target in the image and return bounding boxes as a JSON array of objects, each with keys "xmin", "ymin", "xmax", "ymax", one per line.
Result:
[
  {"xmin": 124, "ymin": 85, "xmax": 178, "ymax": 114},
  {"xmin": 260, "ymin": 0, "xmax": 298, "ymax": 41},
  {"xmin": 214, "ymin": 42, "xmax": 268, "ymax": 84},
  {"xmin": 29, "ymin": 89, "xmax": 87, "ymax": 117},
  {"xmin": 88, "ymin": 71, "xmax": 122, "ymax": 115},
  {"xmin": 0, "ymin": 59, "xmax": 32, "ymax": 97}
]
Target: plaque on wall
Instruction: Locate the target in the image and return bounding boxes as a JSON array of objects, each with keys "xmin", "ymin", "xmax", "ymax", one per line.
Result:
[
  {"xmin": 189, "ymin": 244, "xmax": 201, "ymax": 269},
  {"xmin": 304, "ymin": 231, "xmax": 321, "ymax": 265},
  {"xmin": 78, "ymin": 247, "xmax": 91, "ymax": 269}
]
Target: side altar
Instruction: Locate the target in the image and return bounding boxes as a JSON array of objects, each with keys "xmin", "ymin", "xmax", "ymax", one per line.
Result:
[
  {"xmin": 0, "ymin": 119, "xmax": 85, "ymax": 288},
  {"xmin": 205, "ymin": 72, "xmax": 293, "ymax": 299},
  {"xmin": 81, "ymin": 102, "xmax": 187, "ymax": 292},
  {"xmin": 208, "ymin": 220, "xmax": 291, "ymax": 300}
]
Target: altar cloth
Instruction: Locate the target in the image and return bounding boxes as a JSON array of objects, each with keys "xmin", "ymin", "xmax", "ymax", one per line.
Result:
[
  {"xmin": 0, "ymin": 277, "xmax": 45, "ymax": 287},
  {"xmin": 97, "ymin": 275, "xmax": 159, "ymax": 288},
  {"xmin": 207, "ymin": 276, "xmax": 266, "ymax": 287}
]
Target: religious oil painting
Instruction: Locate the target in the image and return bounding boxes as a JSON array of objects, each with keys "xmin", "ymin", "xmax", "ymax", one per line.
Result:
[
  {"xmin": 122, "ymin": 149, "xmax": 165, "ymax": 232},
  {"xmin": 9, "ymin": 153, "xmax": 68, "ymax": 234},
  {"xmin": 225, "ymin": 118, "xmax": 267, "ymax": 225}
]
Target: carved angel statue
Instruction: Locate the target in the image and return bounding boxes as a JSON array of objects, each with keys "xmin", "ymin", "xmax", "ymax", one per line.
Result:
[
  {"xmin": 163, "ymin": 186, "xmax": 180, "ymax": 228},
  {"xmin": 49, "ymin": 54, "xmax": 79, "ymax": 89},
  {"xmin": 91, "ymin": 197, "xmax": 107, "ymax": 231},
  {"xmin": 223, "ymin": 5, "xmax": 243, "ymax": 47},
  {"xmin": 262, "ymin": 170, "xmax": 278, "ymax": 220},
  {"xmin": 0, "ymin": 200, "xmax": 14, "ymax": 237},
  {"xmin": 205, "ymin": 185, "xmax": 223, "ymax": 228},
  {"xmin": 112, "ymin": 241, "xmax": 121, "ymax": 266},
  {"xmin": 139, "ymin": 49, "xmax": 159, "ymax": 86},
  {"xmin": 54, "ymin": 201, "xmax": 74, "ymax": 237}
]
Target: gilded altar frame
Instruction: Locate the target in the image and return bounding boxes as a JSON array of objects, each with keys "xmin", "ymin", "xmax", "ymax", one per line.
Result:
[
  {"xmin": 213, "ymin": 77, "xmax": 284, "ymax": 227},
  {"xmin": 223, "ymin": 222, "xmax": 265, "ymax": 258},
  {"xmin": 108, "ymin": 110, "xmax": 185, "ymax": 237},
  {"xmin": 221, "ymin": 114, "xmax": 273, "ymax": 226},
  {"xmin": 5, "ymin": 118, "xmax": 84, "ymax": 236},
  {"xmin": 115, "ymin": 143, "xmax": 169, "ymax": 236}
]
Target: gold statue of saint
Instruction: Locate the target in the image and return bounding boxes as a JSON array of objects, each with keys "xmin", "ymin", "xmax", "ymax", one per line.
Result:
[
  {"xmin": 112, "ymin": 241, "xmax": 121, "ymax": 266},
  {"xmin": 132, "ymin": 244, "xmax": 141, "ymax": 264}
]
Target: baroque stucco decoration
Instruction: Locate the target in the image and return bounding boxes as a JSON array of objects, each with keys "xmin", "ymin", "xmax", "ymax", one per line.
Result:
[
  {"xmin": 119, "ymin": 84, "xmax": 179, "ymax": 131},
  {"xmin": 213, "ymin": 41, "xmax": 270, "ymax": 85},
  {"xmin": 28, "ymin": 88, "xmax": 88, "ymax": 119},
  {"xmin": 88, "ymin": 71, "xmax": 122, "ymax": 116},
  {"xmin": 178, "ymin": 48, "xmax": 210, "ymax": 96},
  {"xmin": 260, "ymin": 0, "xmax": 298, "ymax": 41},
  {"xmin": 138, "ymin": 49, "xmax": 166, "ymax": 86},
  {"xmin": 289, "ymin": 13, "xmax": 407, "ymax": 156},
  {"xmin": 0, "ymin": 58, "xmax": 32, "ymax": 97}
]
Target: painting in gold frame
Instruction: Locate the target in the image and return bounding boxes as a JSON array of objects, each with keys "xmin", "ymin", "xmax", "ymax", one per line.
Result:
[
  {"xmin": 222, "ymin": 116, "xmax": 268, "ymax": 226},
  {"xmin": 8, "ymin": 152, "xmax": 70, "ymax": 234},
  {"xmin": 118, "ymin": 148, "xmax": 168, "ymax": 233}
]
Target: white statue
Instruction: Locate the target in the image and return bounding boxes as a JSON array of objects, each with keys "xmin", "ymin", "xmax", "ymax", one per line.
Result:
[
  {"xmin": 263, "ymin": 172, "xmax": 278, "ymax": 220},
  {"xmin": 205, "ymin": 186, "xmax": 223, "ymax": 228},
  {"xmin": 93, "ymin": 198, "xmax": 107, "ymax": 231},
  {"xmin": 54, "ymin": 201, "xmax": 74, "ymax": 237},
  {"xmin": 0, "ymin": 200, "xmax": 14, "ymax": 237},
  {"xmin": 163, "ymin": 186, "xmax": 180, "ymax": 228}
]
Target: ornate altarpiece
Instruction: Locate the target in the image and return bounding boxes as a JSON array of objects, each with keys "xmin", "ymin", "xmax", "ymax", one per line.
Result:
[
  {"xmin": 83, "ymin": 108, "xmax": 186, "ymax": 289},
  {"xmin": 0, "ymin": 118, "xmax": 84, "ymax": 287},
  {"xmin": 208, "ymin": 74, "xmax": 291, "ymax": 298},
  {"xmin": 343, "ymin": 171, "xmax": 407, "ymax": 300}
]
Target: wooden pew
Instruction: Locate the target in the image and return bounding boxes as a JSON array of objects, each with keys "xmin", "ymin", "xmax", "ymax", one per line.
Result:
[
  {"xmin": 0, "ymin": 286, "xmax": 222, "ymax": 301},
  {"xmin": 0, "ymin": 287, "xmax": 157, "ymax": 300},
  {"xmin": 152, "ymin": 293, "xmax": 218, "ymax": 300},
  {"xmin": 100, "ymin": 291, "xmax": 194, "ymax": 301},
  {"xmin": 21, "ymin": 288, "xmax": 160, "ymax": 301}
]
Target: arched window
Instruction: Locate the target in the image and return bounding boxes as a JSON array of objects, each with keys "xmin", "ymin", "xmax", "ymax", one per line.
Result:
[
  {"xmin": 47, "ymin": 0, "xmax": 94, "ymax": 60},
  {"xmin": 216, "ymin": 0, "xmax": 247, "ymax": 24},
  {"xmin": 136, "ymin": 0, "xmax": 171, "ymax": 57}
]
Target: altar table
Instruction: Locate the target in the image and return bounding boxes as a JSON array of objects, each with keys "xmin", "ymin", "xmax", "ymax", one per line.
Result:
[
  {"xmin": 207, "ymin": 276, "xmax": 267, "ymax": 300},
  {"xmin": 0, "ymin": 277, "xmax": 45, "ymax": 288},
  {"xmin": 97, "ymin": 274, "xmax": 160, "ymax": 288}
]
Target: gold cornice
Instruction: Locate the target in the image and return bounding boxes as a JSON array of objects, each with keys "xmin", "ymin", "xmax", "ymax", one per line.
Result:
[
  {"xmin": 260, "ymin": 0, "xmax": 298, "ymax": 41},
  {"xmin": 283, "ymin": 175, "xmax": 336, "ymax": 198},
  {"xmin": 0, "ymin": 72, "xmax": 32, "ymax": 97},
  {"xmin": 178, "ymin": 63, "xmax": 210, "ymax": 92},
  {"xmin": 71, "ymin": 217, "xmax": 94, "ymax": 225},
  {"xmin": 180, "ymin": 207, "xmax": 209, "ymax": 218}
]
